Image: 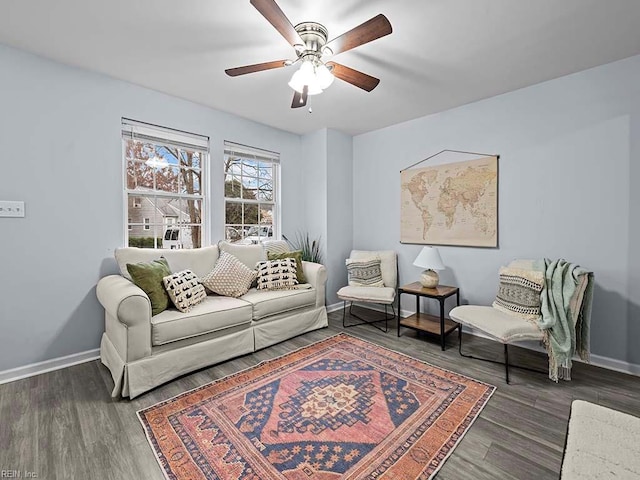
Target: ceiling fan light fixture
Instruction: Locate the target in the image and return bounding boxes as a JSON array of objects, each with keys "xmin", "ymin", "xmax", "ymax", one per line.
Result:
[
  {"xmin": 316, "ymin": 63, "xmax": 334, "ymax": 89},
  {"xmin": 288, "ymin": 60, "xmax": 324, "ymax": 95}
]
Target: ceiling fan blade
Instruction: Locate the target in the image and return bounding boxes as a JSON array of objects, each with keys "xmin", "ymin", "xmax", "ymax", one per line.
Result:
[
  {"xmin": 250, "ymin": 0, "xmax": 305, "ymax": 48},
  {"xmin": 325, "ymin": 14, "xmax": 392, "ymax": 56},
  {"xmin": 225, "ymin": 60, "xmax": 288, "ymax": 77},
  {"xmin": 291, "ymin": 86, "xmax": 308, "ymax": 108},
  {"xmin": 327, "ymin": 62, "xmax": 380, "ymax": 92}
]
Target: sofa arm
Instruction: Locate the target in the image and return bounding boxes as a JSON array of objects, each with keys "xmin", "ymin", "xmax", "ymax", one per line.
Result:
[
  {"xmin": 302, "ymin": 261, "xmax": 327, "ymax": 308},
  {"xmin": 96, "ymin": 275, "xmax": 152, "ymax": 362},
  {"xmin": 97, "ymin": 275, "xmax": 152, "ymax": 327}
]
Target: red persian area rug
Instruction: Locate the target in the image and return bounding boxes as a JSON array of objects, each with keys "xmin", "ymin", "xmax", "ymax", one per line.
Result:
[{"xmin": 138, "ymin": 333, "xmax": 495, "ymax": 480}]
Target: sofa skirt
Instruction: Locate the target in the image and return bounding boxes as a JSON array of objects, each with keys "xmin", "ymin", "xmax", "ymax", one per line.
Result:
[
  {"xmin": 100, "ymin": 327, "xmax": 254, "ymax": 399},
  {"xmin": 253, "ymin": 306, "xmax": 328, "ymax": 350}
]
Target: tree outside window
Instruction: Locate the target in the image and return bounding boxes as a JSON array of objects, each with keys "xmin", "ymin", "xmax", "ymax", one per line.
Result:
[
  {"xmin": 123, "ymin": 120, "xmax": 208, "ymax": 249},
  {"xmin": 224, "ymin": 143, "xmax": 279, "ymax": 244}
]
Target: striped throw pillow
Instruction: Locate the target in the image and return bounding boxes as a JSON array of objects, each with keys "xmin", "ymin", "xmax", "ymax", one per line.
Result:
[
  {"xmin": 346, "ymin": 258, "xmax": 384, "ymax": 287},
  {"xmin": 493, "ymin": 267, "xmax": 544, "ymax": 319}
]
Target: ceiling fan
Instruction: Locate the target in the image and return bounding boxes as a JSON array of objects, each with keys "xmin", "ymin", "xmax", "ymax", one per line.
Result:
[{"xmin": 225, "ymin": 0, "xmax": 392, "ymax": 108}]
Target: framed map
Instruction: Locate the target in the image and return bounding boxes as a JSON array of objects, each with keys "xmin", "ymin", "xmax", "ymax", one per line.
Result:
[{"xmin": 400, "ymin": 155, "xmax": 498, "ymax": 247}]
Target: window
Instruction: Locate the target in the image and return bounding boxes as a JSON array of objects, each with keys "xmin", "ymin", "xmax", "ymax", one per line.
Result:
[
  {"xmin": 224, "ymin": 142, "xmax": 279, "ymax": 244},
  {"xmin": 123, "ymin": 119, "xmax": 208, "ymax": 249}
]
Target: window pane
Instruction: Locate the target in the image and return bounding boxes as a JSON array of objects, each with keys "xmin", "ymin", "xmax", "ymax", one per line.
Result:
[
  {"xmin": 226, "ymin": 201, "xmax": 243, "ymax": 225},
  {"xmin": 242, "ymin": 159, "xmax": 258, "ymax": 177},
  {"xmin": 184, "ymin": 225, "xmax": 201, "ymax": 249},
  {"xmin": 155, "ymin": 166, "xmax": 180, "ymax": 193},
  {"xmin": 127, "ymin": 160, "xmax": 154, "ymax": 190},
  {"xmin": 180, "ymin": 167, "xmax": 201, "ymax": 195},
  {"xmin": 184, "ymin": 198, "xmax": 202, "ymax": 225},
  {"xmin": 259, "ymin": 204, "xmax": 274, "ymax": 229},
  {"xmin": 244, "ymin": 203, "xmax": 259, "ymax": 225},
  {"xmin": 257, "ymin": 178, "xmax": 273, "ymax": 201},
  {"xmin": 258, "ymin": 166, "xmax": 272, "ymax": 180},
  {"xmin": 241, "ymin": 176, "xmax": 258, "ymax": 200},
  {"xmin": 225, "ymin": 225, "xmax": 243, "ymax": 243},
  {"xmin": 226, "ymin": 175, "xmax": 242, "ymax": 199}
]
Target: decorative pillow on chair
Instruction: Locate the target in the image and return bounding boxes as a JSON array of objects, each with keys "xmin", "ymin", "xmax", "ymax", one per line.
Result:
[
  {"xmin": 201, "ymin": 252, "xmax": 256, "ymax": 298},
  {"xmin": 126, "ymin": 257, "xmax": 172, "ymax": 316},
  {"xmin": 346, "ymin": 258, "xmax": 384, "ymax": 287},
  {"xmin": 493, "ymin": 266, "xmax": 544, "ymax": 319},
  {"xmin": 162, "ymin": 270, "xmax": 207, "ymax": 313},
  {"xmin": 267, "ymin": 250, "xmax": 307, "ymax": 284},
  {"xmin": 256, "ymin": 258, "xmax": 298, "ymax": 290}
]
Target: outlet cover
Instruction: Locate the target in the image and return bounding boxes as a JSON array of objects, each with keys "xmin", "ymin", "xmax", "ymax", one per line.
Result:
[{"xmin": 0, "ymin": 201, "xmax": 25, "ymax": 218}]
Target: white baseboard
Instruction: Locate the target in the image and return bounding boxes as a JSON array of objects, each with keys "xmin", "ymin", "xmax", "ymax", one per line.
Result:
[
  {"xmin": 3, "ymin": 306, "xmax": 639, "ymax": 385},
  {"xmin": 326, "ymin": 302, "xmax": 343, "ymax": 314},
  {"xmin": 0, "ymin": 348, "xmax": 100, "ymax": 385},
  {"xmin": 331, "ymin": 303, "xmax": 640, "ymax": 378}
]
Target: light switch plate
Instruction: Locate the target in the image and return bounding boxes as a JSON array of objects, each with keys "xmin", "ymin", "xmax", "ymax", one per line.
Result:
[{"xmin": 0, "ymin": 201, "xmax": 25, "ymax": 217}]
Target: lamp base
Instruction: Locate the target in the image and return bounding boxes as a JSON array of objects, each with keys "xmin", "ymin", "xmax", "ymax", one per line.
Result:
[{"xmin": 420, "ymin": 269, "xmax": 439, "ymax": 288}]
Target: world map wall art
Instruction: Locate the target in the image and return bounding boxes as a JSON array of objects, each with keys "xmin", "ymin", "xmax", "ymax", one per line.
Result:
[{"xmin": 401, "ymin": 155, "xmax": 498, "ymax": 247}]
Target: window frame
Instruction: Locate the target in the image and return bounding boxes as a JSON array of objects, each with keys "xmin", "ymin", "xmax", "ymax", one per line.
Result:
[
  {"xmin": 122, "ymin": 119, "xmax": 210, "ymax": 249},
  {"xmin": 224, "ymin": 141, "xmax": 281, "ymax": 244}
]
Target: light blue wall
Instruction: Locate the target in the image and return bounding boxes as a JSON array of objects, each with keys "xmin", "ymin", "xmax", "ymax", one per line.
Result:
[
  {"xmin": 353, "ymin": 55, "xmax": 640, "ymax": 364},
  {"xmin": 0, "ymin": 44, "xmax": 304, "ymax": 372},
  {"xmin": 326, "ymin": 130, "xmax": 353, "ymax": 305},
  {"xmin": 300, "ymin": 128, "xmax": 354, "ymax": 306}
]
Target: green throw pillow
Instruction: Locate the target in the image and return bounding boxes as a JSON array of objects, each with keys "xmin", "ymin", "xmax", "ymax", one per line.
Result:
[
  {"xmin": 267, "ymin": 250, "xmax": 307, "ymax": 284},
  {"xmin": 126, "ymin": 257, "xmax": 172, "ymax": 316}
]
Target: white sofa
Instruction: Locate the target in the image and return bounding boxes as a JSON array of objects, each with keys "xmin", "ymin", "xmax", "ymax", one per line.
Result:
[{"xmin": 96, "ymin": 243, "xmax": 328, "ymax": 399}]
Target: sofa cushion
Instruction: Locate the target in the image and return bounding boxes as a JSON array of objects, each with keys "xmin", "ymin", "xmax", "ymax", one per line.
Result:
[
  {"xmin": 218, "ymin": 241, "xmax": 266, "ymax": 270},
  {"xmin": 337, "ymin": 285, "xmax": 396, "ymax": 304},
  {"xmin": 126, "ymin": 257, "xmax": 172, "ymax": 316},
  {"xmin": 201, "ymin": 252, "xmax": 256, "ymax": 298},
  {"xmin": 241, "ymin": 287, "xmax": 316, "ymax": 321},
  {"xmin": 449, "ymin": 305, "xmax": 544, "ymax": 343},
  {"xmin": 163, "ymin": 270, "xmax": 207, "ymax": 313},
  {"xmin": 116, "ymin": 245, "xmax": 220, "ymax": 281},
  {"xmin": 151, "ymin": 295, "xmax": 252, "ymax": 346}
]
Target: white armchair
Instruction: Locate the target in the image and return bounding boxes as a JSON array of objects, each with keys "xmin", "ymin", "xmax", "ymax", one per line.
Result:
[{"xmin": 337, "ymin": 250, "xmax": 397, "ymax": 332}]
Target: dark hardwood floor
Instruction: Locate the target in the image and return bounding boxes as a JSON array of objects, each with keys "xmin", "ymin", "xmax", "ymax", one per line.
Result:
[{"xmin": 1, "ymin": 309, "xmax": 639, "ymax": 480}]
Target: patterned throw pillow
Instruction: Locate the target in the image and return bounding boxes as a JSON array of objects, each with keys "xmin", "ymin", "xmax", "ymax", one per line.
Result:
[
  {"xmin": 256, "ymin": 258, "xmax": 298, "ymax": 290},
  {"xmin": 346, "ymin": 258, "xmax": 384, "ymax": 287},
  {"xmin": 201, "ymin": 252, "xmax": 256, "ymax": 298},
  {"xmin": 493, "ymin": 267, "xmax": 544, "ymax": 319},
  {"xmin": 126, "ymin": 257, "xmax": 172, "ymax": 316},
  {"xmin": 162, "ymin": 270, "xmax": 207, "ymax": 313},
  {"xmin": 262, "ymin": 240, "xmax": 290, "ymax": 256},
  {"xmin": 267, "ymin": 250, "xmax": 307, "ymax": 284}
]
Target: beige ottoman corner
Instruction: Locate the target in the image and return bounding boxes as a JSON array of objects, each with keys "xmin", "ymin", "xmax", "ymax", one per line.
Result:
[{"xmin": 561, "ymin": 400, "xmax": 640, "ymax": 479}]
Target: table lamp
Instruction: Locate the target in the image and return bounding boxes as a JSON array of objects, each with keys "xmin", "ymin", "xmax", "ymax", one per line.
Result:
[{"xmin": 413, "ymin": 246, "xmax": 445, "ymax": 288}]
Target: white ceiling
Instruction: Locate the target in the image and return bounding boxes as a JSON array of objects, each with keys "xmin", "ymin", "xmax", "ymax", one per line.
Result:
[{"xmin": 1, "ymin": 1, "xmax": 640, "ymax": 135}]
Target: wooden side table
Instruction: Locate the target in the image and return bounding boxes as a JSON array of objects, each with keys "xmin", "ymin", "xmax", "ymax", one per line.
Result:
[{"xmin": 397, "ymin": 282, "xmax": 460, "ymax": 350}]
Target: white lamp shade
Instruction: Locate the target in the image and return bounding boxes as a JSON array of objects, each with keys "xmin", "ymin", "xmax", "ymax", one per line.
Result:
[
  {"xmin": 316, "ymin": 63, "xmax": 335, "ymax": 89},
  {"xmin": 413, "ymin": 246, "xmax": 445, "ymax": 270}
]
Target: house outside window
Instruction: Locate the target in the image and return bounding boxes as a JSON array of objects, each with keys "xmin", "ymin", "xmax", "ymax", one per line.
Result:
[
  {"xmin": 123, "ymin": 119, "xmax": 209, "ymax": 249},
  {"xmin": 224, "ymin": 142, "xmax": 280, "ymax": 244}
]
